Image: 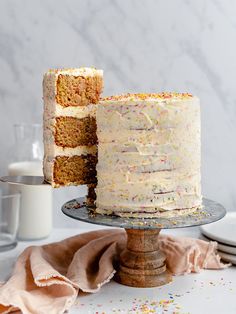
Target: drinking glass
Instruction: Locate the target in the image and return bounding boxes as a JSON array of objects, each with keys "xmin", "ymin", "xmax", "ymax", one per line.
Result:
[{"xmin": 0, "ymin": 192, "xmax": 20, "ymax": 251}]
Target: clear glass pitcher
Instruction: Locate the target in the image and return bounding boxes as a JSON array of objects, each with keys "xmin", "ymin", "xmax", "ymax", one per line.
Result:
[{"xmin": 8, "ymin": 124, "xmax": 43, "ymax": 175}]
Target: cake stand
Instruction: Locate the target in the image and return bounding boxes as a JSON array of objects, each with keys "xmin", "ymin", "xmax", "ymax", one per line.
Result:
[
  {"xmin": 62, "ymin": 197, "xmax": 226, "ymax": 288},
  {"xmin": 0, "ymin": 176, "xmax": 226, "ymax": 288}
]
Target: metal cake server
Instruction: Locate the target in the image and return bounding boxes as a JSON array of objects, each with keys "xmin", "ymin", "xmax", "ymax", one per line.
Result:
[{"xmin": 0, "ymin": 176, "xmax": 48, "ymax": 186}]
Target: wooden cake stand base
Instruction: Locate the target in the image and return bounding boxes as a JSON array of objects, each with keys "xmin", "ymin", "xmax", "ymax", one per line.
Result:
[
  {"xmin": 115, "ymin": 229, "xmax": 172, "ymax": 287},
  {"xmin": 60, "ymin": 197, "xmax": 226, "ymax": 288}
]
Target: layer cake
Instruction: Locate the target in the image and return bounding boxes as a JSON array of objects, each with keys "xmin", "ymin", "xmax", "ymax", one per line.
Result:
[
  {"xmin": 96, "ymin": 93, "xmax": 201, "ymax": 217},
  {"xmin": 43, "ymin": 68, "xmax": 103, "ymax": 187}
]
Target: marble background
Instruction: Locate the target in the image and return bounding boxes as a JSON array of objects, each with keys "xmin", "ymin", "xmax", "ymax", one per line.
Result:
[{"xmin": 0, "ymin": 0, "xmax": 236, "ymax": 227}]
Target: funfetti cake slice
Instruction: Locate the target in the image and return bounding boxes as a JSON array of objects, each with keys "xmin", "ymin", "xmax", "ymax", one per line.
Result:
[{"xmin": 43, "ymin": 67, "xmax": 103, "ymax": 187}]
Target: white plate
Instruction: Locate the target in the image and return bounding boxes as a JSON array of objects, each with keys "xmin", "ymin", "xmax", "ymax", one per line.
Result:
[
  {"xmin": 218, "ymin": 251, "xmax": 236, "ymax": 265},
  {"xmin": 200, "ymin": 234, "xmax": 236, "ymax": 255},
  {"xmin": 200, "ymin": 212, "xmax": 236, "ymax": 246}
]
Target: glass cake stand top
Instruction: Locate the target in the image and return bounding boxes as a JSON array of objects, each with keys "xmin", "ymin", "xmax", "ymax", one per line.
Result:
[{"xmin": 61, "ymin": 197, "xmax": 226, "ymax": 230}]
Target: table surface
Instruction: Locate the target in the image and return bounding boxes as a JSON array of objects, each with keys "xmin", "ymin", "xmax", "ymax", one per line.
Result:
[{"xmin": 0, "ymin": 225, "xmax": 235, "ymax": 314}]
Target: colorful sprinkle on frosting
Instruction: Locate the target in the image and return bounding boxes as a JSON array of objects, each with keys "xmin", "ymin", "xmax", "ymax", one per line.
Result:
[
  {"xmin": 101, "ymin": 93, "xmax": 193, "ymax": 102},
  {"xmin": 47, "ymin": 67, "xmax": 101, "ymax": 75}
]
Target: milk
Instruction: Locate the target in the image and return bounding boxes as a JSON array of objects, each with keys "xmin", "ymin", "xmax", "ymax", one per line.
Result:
[
  {"xmin": 8, "ymin": 161, "xmax": 52, "ymax": 240},
  {"xmin": 8, "ymin": 161, "xmax": 43, "ymax": 176}
]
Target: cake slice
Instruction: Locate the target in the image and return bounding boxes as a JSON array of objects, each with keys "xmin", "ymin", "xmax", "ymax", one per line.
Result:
[{"xmin": 43, "ymin": 67, "xmax": 103, "ymax": 187}]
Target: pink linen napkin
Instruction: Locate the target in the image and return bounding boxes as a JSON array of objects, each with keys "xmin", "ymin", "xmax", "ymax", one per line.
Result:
[{"xmin": 0, "ymin": 229, "xmax": 229, "ymax": 314}]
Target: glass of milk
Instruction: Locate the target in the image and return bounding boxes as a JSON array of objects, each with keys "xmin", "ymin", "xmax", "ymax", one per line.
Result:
[{"xmin": 8, "ymin": 124, "xmax": 52, "ymax": 240}]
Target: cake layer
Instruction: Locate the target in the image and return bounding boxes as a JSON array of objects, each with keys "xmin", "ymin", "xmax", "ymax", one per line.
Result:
[
  {"xmin": 43, "ymin": 68, "xmax": 103, "ymax": 107},
  {"xmin": 55, "ymin": 116, "xmax": 97, "ymax": 147},
  {"xmin": 96, "ymin": 193, "xmax": 200, "ymax": 211},
  {"xmin": 96, "ymin": 171, "xmax": 200, "ymax": 211},
  {"xmin": 44, "ymin": 155, "xmax": 97, "ymax": 187},
  {"xmin": 97, "ymin": 141, "xmax": 200, "ymax": 172},
  {"xmin": 96, "ymin": 93, "xmax": 201, "ymax": 217}
]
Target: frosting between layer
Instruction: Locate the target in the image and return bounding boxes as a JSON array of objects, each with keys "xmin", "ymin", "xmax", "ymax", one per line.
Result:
[{"xmin": 44, "ymin": 144, "xmax": 97, "ymax": 158}]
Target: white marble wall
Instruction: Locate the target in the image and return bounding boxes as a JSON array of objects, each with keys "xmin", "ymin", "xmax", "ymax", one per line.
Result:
[{"xmin": 0, "ymin": 0, "xmax": 236, "ymax": 227}]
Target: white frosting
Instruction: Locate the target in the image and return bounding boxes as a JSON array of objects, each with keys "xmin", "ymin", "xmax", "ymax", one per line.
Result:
[
  {"xmin": 47, "ymin": 67, "xmax": 103, "ymax": 77},
  {"xmin": 44, "ymin": 144, "xmax": 97, "ymax": 158},
  {"xmin": 96, "ymin": 94, "xmax": 201, "ymax": 215},
  {"xmin": 47, "ymin": 104, "xmax": 97, "ymax": 119}
]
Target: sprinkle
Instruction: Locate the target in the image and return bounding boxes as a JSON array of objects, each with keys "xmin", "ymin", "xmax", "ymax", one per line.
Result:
[{"xmin": 102, "ymin": 92, "xmax": 193, "ymax": 102}]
